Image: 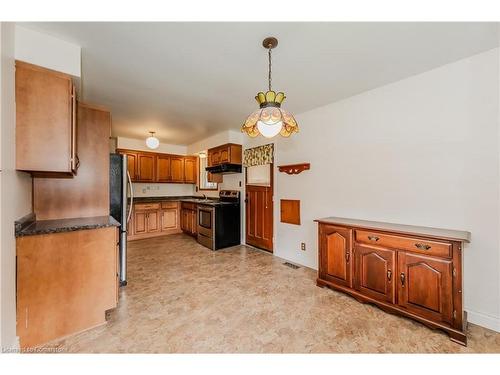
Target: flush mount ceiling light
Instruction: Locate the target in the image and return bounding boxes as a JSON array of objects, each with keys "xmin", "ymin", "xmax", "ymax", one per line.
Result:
[
  {"xmin": 242, "ymin": 37, "xmax": 299, "ymax": 139},
  {"xmin": 145, "ymin": 131, "xmax": 159, "ymax": 149}
]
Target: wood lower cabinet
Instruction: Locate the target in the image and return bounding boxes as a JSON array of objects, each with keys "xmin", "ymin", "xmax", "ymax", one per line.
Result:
[
  {"xmin": 398, "ymin": 252, "xmax": 453, "ymax": 325},
  {"xmin": 181, "ymin": 202, "xmax": 197, "ymax": 236},
  {"xmin": 318, "ymin": 225, "xmax": 352, "ymax": 288},
  {"xmin": 354, "ymin": 244, "xmax": 395, "ymax": 304},
  {"xmin": 16, "ymin": 227, "xmax": 118, "ymax": 349},
  {"xmin": 128, "ymin": 201, "xmax": 181, "ymax": 241},
  {"xmin": 316, "ymin": 218, "xmax": 470, "ymax": 345}
]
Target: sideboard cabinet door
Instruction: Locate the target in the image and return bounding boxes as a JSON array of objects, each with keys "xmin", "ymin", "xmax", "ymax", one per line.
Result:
[
  {"xmin": 319, "ymin": 225, "xmax": 352, "ymax": 288},
  {"xmin": 398, "ymin": 252, "xmax": 453, "ymax": 324},
  {"xmin": 354, "ymin": 244, "xmax": 395, "ymax": 303}
]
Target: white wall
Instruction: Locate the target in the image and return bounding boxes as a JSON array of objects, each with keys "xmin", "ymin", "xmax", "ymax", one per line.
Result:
[
  {"xmin": 0, "ymin": 22, "xmax": 33, "ymax": 351},
  {"xmin": 14, "ymin": 25, "xmax": 81, "ymax": 77},
  {"xmin": 243, "ymin": 48, "xmax": 500, "ymax": 332}
]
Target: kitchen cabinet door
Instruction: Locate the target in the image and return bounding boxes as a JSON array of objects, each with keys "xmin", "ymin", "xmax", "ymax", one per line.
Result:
[
  {"xmin": 161, "ymin": 209, "xmax": 178, "ymax": 231},
  {"xmin": 134, "ymin": 211, "xmax": 147, "ymax": 235},
  {"xmin": 16, "ymin": 61, "xmax": 76, "ymax": 175},
  {"xmin": 147, "ymin": 210, "xmax": 160, "ymax": 233},
  {"xmin": 170, "ymin": 157, "xmax": 185, "ymax": 182},
  {"xmin": 209, "ymin": 149, "xmax": 220, "ymax": 166},
  {"xmin": 137, "ymin": 153, "xmax": 155, "ymax": 182},
  {"xmin": 184, "ymin": 157, "xmax": 197, "ymax": 183},
  {"xmin": 124, "ymin": 152, "xmax": 138, "ymax": 181},
  {"xmin": 398, "ymin": 252, "xmax": 453, "ymax": 324},
  {"xmin": 157, "ymin": 155, "xmax": 171, "ymax": 182},
  {"xmin": 319, "ymin": 225, "xmax": 352, "ymax": 288},
  {"xmin": 219, "ymin": 146, "xmax": 229, "ymax": 163},
  {"xmin": 354, "ymin": 244, "xmax": 395, "ymax": 303}
]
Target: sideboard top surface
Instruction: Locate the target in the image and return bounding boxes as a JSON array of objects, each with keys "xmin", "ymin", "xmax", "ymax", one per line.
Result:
[{"xmin": 315, "ymin": 216, "xmax": 470, "ymax": 243}]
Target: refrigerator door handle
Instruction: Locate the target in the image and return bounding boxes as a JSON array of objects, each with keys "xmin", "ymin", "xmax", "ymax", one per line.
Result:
[{"xmin": 127, "ymin": 171, "xmax": 134, "ymax": 223}]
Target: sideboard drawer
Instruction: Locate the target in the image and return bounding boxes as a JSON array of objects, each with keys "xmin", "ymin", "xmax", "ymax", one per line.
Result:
[{"xmin": 355, "ymin": 230, "xmax": 452, "ymax": 258}]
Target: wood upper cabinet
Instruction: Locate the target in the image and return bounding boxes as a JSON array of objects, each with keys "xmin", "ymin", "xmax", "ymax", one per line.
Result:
[
  {"xmin": 398, "ymin": 252, "xmax": 453, "ymax": 324},
  {"xmin": 157, "ymin": 155, "xmax": 171, "ymax": 182},
  {"xmin": 137, "ymin": 153, "xmax": 155, "ymax": 182},
  {"xmin": 316, "ymin": 218, "xmax": 469, "ymax": 345},
  {"xmin": 354, "ymin": 244, "xmax": 395, "ymax": 303},
  {"xmin": 207, "ymin": 143, "xmax": 242, "ymax": 167},
  {"xmin": 16, "ymin": 61, "xmax": 78, "ymax": 176},
  {"xmin": 123, "ymin": 151, "xmax": 138, "ymax": 180},
  {"xmin": 170, "ymin": 156, "xmax": 185, "ymax": 182},
  {"xmin": 184, "ymin": 157, "xmax": 197, "ymax": 184},
  {"xmin": 117, "ymin": 149, "xmax": 197, "ymax": 184},
  {"xmin": 319, "ymin": 225, "xmax": 352, "ymax": 288}
]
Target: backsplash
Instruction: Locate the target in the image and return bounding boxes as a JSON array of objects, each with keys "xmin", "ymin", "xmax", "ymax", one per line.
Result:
[{"xmin": 131, "ymin": 183, "xmax": 195, "ymax": 197}]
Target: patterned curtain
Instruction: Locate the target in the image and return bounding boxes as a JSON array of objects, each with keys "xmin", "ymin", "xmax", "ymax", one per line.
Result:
[{"xmin": 243, "ymin": 143, "xmax": 274, "ymax": 167}]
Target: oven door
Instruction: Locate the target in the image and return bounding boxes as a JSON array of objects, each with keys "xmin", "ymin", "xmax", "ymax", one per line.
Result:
[{"xmin": 197, "ymin": 205, "xmax": 214, "ymax": 238}]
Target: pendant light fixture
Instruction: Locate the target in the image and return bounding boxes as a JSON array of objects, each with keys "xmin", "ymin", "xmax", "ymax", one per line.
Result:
[
  {"xmin": 242, "ymin": 37, "xmax": 299, "ymax": 138},
  {"xmin": 145, "ymin": 131, "xmax": 159, "ymax": 149}
]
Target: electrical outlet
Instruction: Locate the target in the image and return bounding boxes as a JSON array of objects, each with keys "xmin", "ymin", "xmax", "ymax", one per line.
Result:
[{"xmin": 301, "ymin": 242, "xmax": 306, "ymax": 251}]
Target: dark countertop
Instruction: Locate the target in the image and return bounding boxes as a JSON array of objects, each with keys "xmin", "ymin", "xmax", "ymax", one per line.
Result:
[
  {"xmin": 15, "ymin": 214, "xmax": 120, "ymax": 237},
  {"xmin": 315, "ymin": 216, "xmax": 470, "ymax": 242},
  {"xmin": 129, "ymin": 195, "xmax": 199, "ymax": 203}
]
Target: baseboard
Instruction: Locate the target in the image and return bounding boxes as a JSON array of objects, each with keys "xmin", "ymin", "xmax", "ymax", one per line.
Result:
[{"xmin": 466, "ymin": 309, "xmax": 500, "ymax": 332}]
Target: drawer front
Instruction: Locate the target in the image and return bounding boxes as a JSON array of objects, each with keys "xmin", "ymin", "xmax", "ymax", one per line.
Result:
[
  {"xmin": 355, "ymin": 230, "xmax": 452, "ymax": 258},
  {"xmin": 181, "ymin": 202, "xmax": 196, "ymax": 210},
  {"xmin": 134, "ymin": 203, "xmax": 160, "ymax": 211},
  {"xmin": 161, "ymin": 201, "xmax": 178, "ymax": 209}
]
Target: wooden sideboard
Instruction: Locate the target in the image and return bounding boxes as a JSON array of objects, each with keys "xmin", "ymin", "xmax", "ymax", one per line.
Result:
[{"xmin": 315, "ymin": 217, "xmax": 470, "ymax": 345}]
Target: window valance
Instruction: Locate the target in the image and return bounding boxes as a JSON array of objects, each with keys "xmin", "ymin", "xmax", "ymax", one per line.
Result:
[{"xmin": 243, "ymin": 143, "xmax": 274, "ymax": 167}]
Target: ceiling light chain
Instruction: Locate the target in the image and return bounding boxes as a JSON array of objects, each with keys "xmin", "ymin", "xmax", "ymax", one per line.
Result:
[{"xmin": 268, "ymin": 46, "xmax": 272, "ymax": 92}]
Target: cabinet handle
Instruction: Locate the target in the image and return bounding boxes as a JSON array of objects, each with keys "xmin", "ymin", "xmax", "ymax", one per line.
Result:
[
  {"xmin": 387, "ymin": 270, "xmax": 392, "ymax": 281},
  {"xmin": 345, "ymin": 252, "xmax": 350, "ymax": 262},
  {"xmin": 415, "ymin": 243, "xmax": 431, "ymax": 250},
  {"xmin": 400, "ymin": 272, "xmax": 405, "ymax": 287},
  {"xmin": 368, "ymin": 235, "xmax": 379, "ymax": 241}
]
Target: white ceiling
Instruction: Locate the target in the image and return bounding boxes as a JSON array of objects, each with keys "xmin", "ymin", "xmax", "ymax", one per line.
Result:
[{"xmin": 22, "ymin": 22, "xmax": 499, "ymax": 145}]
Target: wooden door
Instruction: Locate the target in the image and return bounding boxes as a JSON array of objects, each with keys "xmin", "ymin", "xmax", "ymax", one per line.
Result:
[
  {"xmin": 125, "ymin": 152, "xmax": 138, "ymax": 180},
  {"xmin": 170, "ymin": 156, "xmax": 185, "ymax": 182},
  {"xmin": 190, "ymin": 210, "xmax": 197, "ymax": 235},
  {"xmin": 157, "ymin": 155, "xmax": 171, "ymax": 182},
  {"xmin": 180, "ymin": 209, "xmax": 188, "ymax": 232},
  {"xmin": 354, "ymin": 244, "xmax": 395, "ymax": 303},
  {"xmin": 161, "ymin": 209, "xmax": 177, "ymax": 231},
  {"xmin": 137, "ymin": 153, "xmax": 155, "ymax": 182},
  {"xmin": 184, "ymin": 157, "xmax": 197, "ymax": 183},
  {"xmin": 246, "ymin": 183, "xmax": 273, "ymax": 252},
  {"xmin": 319, "ymin": 225, "xmax": 352, "ymax": 287},
  {"xmin": 398, "ymin": 252, "xmax": 453, "ymax": 324},
  {"xmin": 134, "ymin": 211, "xmax": 147, "ymax": 235},
  {"xmin": 146, "ymin": 210, "xmax": 160, "ymax": 233}
]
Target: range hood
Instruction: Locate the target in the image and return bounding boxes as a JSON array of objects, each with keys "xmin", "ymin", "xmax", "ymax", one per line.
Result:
[{"xmin": 205, "ymin": 163, "xmax": 242, "ymax": 174}]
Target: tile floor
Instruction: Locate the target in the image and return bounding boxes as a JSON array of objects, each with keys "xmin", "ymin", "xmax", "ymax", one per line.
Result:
[{"xmin": 50, "ymin": 234, "xmax": 500, "ymax": 353}]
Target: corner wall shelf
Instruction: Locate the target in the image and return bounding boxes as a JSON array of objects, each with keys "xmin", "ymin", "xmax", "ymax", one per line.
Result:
[{"xmin": 278, "ymin": 163, "xmax": 310, "ymax": 175}]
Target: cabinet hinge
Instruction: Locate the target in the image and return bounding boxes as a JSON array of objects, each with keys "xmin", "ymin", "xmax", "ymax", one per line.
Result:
[{"xmin": 453, "ymin": 310, "xmax": 457, "ymax": 320}]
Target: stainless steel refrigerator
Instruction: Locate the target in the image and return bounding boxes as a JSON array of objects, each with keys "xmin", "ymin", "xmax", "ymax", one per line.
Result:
[{"xmin": 110, "ymin": 153, "xmax": 133, "ymax": 286}]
